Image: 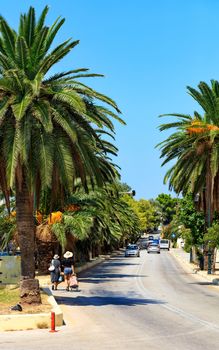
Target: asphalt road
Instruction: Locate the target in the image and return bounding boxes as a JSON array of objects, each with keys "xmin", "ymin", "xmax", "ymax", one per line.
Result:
[{"xmin": 2, "ymin": 250, "xmax": 219, "ymax": 350}]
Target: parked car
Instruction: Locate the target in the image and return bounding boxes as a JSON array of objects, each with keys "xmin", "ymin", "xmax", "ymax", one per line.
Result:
[
  {"xmin": 159, "ymin": 239, "xmax": 170, "ymax": 250},
  {"xmin": 147, "ymin": 242, "xmax": 160, "ymax": 254},
  {"xmin": 125, "ymin": 244, "xmax": 140, "ymax": 257}
]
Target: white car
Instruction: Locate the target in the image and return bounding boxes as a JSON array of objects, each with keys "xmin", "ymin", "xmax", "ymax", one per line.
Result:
[
  {"xmin": 159, "ymin": 239, "xmax": 170, "ymax": 250},
  {"xmin": 125, "ymin": 244, "xmax": 140, "ymax": 257},
  {"xmin": 147, "ymin": 243, "xmax": 160, "ymax": 254}
]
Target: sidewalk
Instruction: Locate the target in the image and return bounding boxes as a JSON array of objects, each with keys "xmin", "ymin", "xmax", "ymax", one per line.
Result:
[{"xmin": 170, "ymin": 248, "xmax": 219, "ymax": 285}]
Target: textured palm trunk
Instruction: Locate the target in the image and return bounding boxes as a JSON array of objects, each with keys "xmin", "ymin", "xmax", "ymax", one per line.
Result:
[
  {"xmin": 36, "ymin": 241, "xmax": 57, "ymax": 274},
  {"xmin": 16, "ymin": 173, "xmax": 41, "ymax": 304},
  {"xmin": 213, "ymin": 171, "xmax": 219, "ymax": 213},
  {"xmin": 205, "ymin": 156, "xmax": 213, "ymax": 226},
  {"xmin": 203, "ymin": 156, "xmax": 214, "ymax": 271}
]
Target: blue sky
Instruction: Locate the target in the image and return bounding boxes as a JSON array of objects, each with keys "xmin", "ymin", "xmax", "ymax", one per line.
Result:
[{"xmin": 2, "ymin": 0, "xmax": 219, "ymax": 199}]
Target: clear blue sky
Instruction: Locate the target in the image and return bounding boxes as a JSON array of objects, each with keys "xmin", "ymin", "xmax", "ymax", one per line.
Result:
[{"xmin": 2, "ymin": 0, "xmax": 219, "ymax": 199}]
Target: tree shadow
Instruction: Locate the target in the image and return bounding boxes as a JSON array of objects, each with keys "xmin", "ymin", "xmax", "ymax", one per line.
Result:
[
  {"xmin": 104, "ymin": 261, "xmax": 141, "ymax": 267},
  {"xmin": 79, "ymin": 257, "xmax": 140, "ymax": 275},
  {"xmin": 55, "ymin": 295, "xmax": 165, "ymax": 307},
  {"xmin": 188, "ymin": 281, "xmax": 213, "ymax": 286},
  {"xmin": 101, "ymin": 257, "xmax": 140, "ymax": 266},
  {"xmin": 78, "ymin": 274, "xmax": 148, "ymax": 284}
]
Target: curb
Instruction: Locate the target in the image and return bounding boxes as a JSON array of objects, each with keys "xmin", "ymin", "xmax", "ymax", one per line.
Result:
[
  {"xmin": 0, "ymin": 287, "xmax": 63, "ymax": 332},
  {"xmin": 169, "ymin": 249, "xmax": 219, "ymax": 284}
]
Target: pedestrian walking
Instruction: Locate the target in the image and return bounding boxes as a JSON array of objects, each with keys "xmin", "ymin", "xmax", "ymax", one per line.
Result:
[
  {"xmin": 62, "ymin": 251, "xmax": 75, "ymax": 291},
  {"xmin": 49, "ymin": 254, "xmax": 61, "ymax": 290}
]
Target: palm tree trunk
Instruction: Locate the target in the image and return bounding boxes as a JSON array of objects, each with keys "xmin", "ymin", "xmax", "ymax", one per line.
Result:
[
  {"xmin": 203, "ymin": 156, "xmax": 213, "ymax": 271},
  {"xmin": 16, "ymin": 172, "xmax": 41, "ymax": 304},
  {"xmin": 205, "ymin": 156, "xmax": 213, "ymax": 227}
]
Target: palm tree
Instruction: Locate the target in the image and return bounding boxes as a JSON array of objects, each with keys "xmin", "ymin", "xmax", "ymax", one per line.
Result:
[
  {"xmin": 0, "ymin": 7, "xmax": 124, "ymax": 303},
  {"xmin": 157, "ymin": 80, "xmax": 219, "ymax": 227},
  {"xmin": 51, "ymin": 184, "xmax": 140, "ymax": 257}
]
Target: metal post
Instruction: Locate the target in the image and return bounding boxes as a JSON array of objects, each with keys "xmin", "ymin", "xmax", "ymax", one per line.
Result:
[
  {"xmin": 189, "ymin": 248, "xmax": 193, "ymax": 263},
  {"xmin": 49, "ymin": 311, "xmax": 58, "ymax": 332}
]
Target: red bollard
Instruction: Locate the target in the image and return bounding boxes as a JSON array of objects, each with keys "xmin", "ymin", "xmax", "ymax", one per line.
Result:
[{"xmin": 49, "ymin": 311, "xmax": 58, "ymax": 332}]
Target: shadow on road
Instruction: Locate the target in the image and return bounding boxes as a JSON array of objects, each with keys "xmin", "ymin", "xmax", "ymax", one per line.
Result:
[
  {"xmin": 188, "ymin": 281, "xmax": 213, "ymax": 286},
  {"xmin": 100, "ymin": 258, "xmax": 141, "ymax": 268},
  {"xmin": 79, "ymin": 274, "xmax": 148, "ymax": 284},
  {"xmin": 103, "ymin": 261, "xmax": 141, "ymax": 267},
  {"xmin": 56, "ymin": 295, "xmax": 165, "ymax": 307}
]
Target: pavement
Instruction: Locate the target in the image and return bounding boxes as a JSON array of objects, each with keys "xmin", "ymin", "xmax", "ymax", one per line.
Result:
[{"xmin": 169, "ymin": 248, "xmax": 219, "ymax": 285}]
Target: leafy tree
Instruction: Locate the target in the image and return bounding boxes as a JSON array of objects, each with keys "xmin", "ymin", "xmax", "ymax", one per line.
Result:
[
  {"xmin": 122, "ymin": 196, "xmax": 158, "ymax": 233},
  {"xmin": 137, "ymin": 199, "xmax": 159, "ymax": 232},
  {"xmin": 0, "ymin": 196, "xmax": 16, "ymax": 250},
  {"xmin": 204, "ymin": 223, "xmax": 219, "ymax": 248},
  {"xmin": 178, "ymin": 194, "xmax": 205, "ymax": 247},
  {"xmin": 203, "ymin": 222, "xmax": 219, "ymax": 271},
  {"xmin": 155, "ymin": 193, "xmax": 178, "ymax": 225},
  {"xmin": 115, "ymin": 181, "xmax": 132, "ymax": 193},
  {"xmin": 0, "ymin": 216, "xmax": 16, "ymax": 250},
  {"xmin": 0, "ymin": 7, "xmax": 124, "ymax": 303}
]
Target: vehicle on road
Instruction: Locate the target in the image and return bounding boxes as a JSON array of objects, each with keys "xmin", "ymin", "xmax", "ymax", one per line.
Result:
[
  {"xmin": 146, "ymin": 239, "xmax": 154, "ymax": 249},
  {"xmin": 125, "ymin": 244, "xmax": 140, "ymax": 257},
  {"xmin": 136, "ymin": 238, "xmax": 147, "ymax": 249},
  {"xmin": 147, "ymin": 242, "xmax": 160, "ymax": 254},
  {"xmin": 152, "ymin": 239, "xmax": 160, "ymax": 245},
  {"xmin": 159, "ymin": 239, "xmax": 170, "ymax": 250}
]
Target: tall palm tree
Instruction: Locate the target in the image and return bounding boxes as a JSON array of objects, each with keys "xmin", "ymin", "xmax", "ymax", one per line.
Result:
[
  {"xmin": 157, "ymin": 80, "xmax": 219, "ymax": 227},
  {"xmin": 0, "ymin": 7, "xmax": 124, "ymax": 303}
]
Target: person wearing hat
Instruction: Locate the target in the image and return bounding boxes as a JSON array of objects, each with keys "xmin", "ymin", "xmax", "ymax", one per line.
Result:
[
  {"xmin": 49, "ymin": 254, "xmax": 61, "ymax": 291},
  {"xmin": 62, "ymin": 251, "xmax": 75, "ymax": 291}
]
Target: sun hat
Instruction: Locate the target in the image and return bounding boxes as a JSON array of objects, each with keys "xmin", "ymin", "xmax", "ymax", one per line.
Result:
[
  {"xmin": 63, "ymin": 251, "xmax": 73, "ymax": 258},
  {"xmin": 53, "ymin": 254, "xmax": 59, "ymax": 259}
]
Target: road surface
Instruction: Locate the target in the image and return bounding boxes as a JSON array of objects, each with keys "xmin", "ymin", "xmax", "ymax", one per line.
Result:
[{"xmin": 1, "ymin": 250, "xmax": 219, "ymax": 349}]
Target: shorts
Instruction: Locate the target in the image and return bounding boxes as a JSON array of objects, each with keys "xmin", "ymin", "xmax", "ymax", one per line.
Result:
[{"xmin": 64, "ymin": 267, "xmax": 72, "ymax": 275}]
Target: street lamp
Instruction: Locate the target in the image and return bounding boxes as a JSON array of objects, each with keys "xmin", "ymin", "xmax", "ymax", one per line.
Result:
[{"xmin": 119, "ymin": 190, "xmax": 136, "ymax": 197}]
